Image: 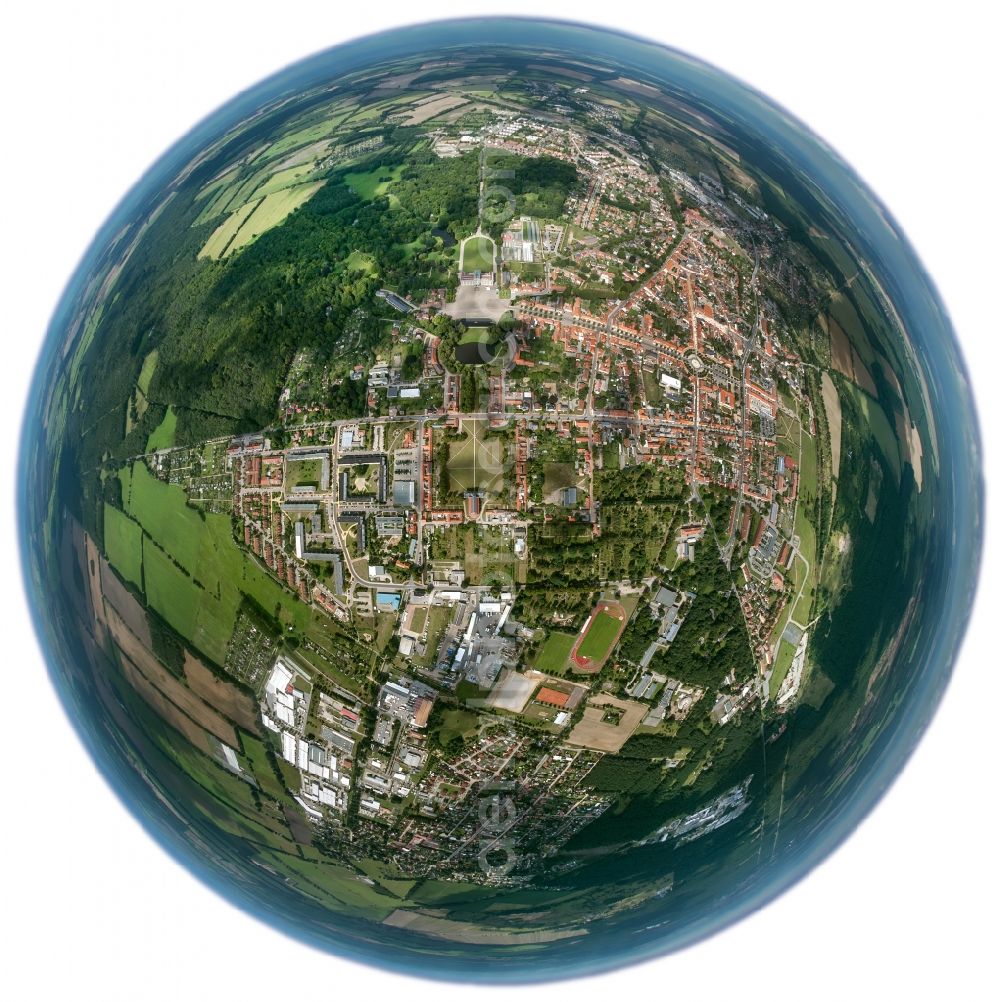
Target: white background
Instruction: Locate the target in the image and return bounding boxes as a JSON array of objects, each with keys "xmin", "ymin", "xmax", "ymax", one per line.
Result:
[{"xmin": 2, "ymin": 2, "xmax": 996, "ymax": 998}]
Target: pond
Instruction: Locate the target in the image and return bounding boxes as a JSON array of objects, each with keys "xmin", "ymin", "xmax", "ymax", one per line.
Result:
[{"xmin": 431, "ymin": 227, "xmax": 457, "ymax": 247}]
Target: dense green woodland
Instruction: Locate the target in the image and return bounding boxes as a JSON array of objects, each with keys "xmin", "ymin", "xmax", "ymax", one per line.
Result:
[
  {"xmin": 70, "ymin": 142, "xmax": 483, "ymax": 537},
  {"xmin": 483, "ymin": 154, "xmax": 577, "ymax": 238}
]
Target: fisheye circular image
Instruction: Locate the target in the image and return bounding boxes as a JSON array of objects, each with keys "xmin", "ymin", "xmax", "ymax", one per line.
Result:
[{"xmin": 18, "ymin": 17, "xmax": 982, "ymax": 983}]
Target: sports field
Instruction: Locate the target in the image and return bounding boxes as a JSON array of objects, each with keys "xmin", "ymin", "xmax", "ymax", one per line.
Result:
[
  {"xmin": 571, "ymin": 601, "xmax": 628, "ymax": 672},
  {"xmin": 461, "ymin": 235, "xmax": 494, "ymax": 272},
  {"xmin": 533, "ymin": 631, "xmax": 575, "ymax": 673},
  {"xmin": 446, "ymin": 420, "xmax": 505, "ymax": 494}
]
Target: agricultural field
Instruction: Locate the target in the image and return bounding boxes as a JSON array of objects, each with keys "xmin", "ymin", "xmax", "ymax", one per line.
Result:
[
  {"xmin": 198, "ymin": 198, "xmax": 262, "ymax": 260},
  {"xmin": 142, "ymin": 536, "xmax": 201, "ymax": 641},
  {"xmin": 103, "ymin": 503, "xmax": 143, "ymax": 588},
  {"xmin": 226, "ymin": 182, "xmax": 326, "ymax": 256},
  {"xmin": 121, "ymin": 461, "xmax": 311, "ymax": 663},
  {"xmin": 198, "ymin": 181, "xmax": 325, "ymax": 260},
  {"xmin": 259, "ymin": 106, "xmax": 355, "ymax": 159},
  {"xmin": 253, "ymin": 164, "xmax": 321, "ymax": 198}
]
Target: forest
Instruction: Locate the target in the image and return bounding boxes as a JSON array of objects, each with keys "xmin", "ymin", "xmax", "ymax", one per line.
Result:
[{"xmin": 67, "ymin": 140, "xmax": 481, "ymax": 540}]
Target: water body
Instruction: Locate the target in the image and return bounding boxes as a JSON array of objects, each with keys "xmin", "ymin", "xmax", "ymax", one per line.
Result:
[{"xmin": 432, "ymin": 227, "xmax": 457, "ymax": 247}]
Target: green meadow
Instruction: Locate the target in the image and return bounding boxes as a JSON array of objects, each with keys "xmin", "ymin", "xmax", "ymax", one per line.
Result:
[{"xmin": 121, "ymin": 461, "xmax": 309, "ymax": 663}]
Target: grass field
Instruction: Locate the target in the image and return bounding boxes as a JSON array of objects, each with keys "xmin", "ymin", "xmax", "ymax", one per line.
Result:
[
  {"xmin": 417, "ymin": 604, "xmax": 452, "ymax": 666},
  {"xmin": 533, "ymin": 630, "xmax": 575, "ymax": 672},
  {"xmin": 458, "ymin": 326, "xmax": 493, "ymax": 345},
  {"xmin": 345, "ymin": 250, "xmax": 377, "ymax": 274},
  {"xmin": 137, "ymin": 350, "xmax": 158, "ymax": 397},
  {"xmin": 461, "ymin": 235, "xmax": 494, "ymax": 272},
  {"xmin": 264, "ymin": 853, "xmax": 398, "ymax": 921},
  {"xmin": 198, "ymin": 198, "xmax": 261, "ymax": 259},
  {"xmin": 142, "ymin": 536, "xmax": 201, "ymax": 639},
  {"xmin": 798, "ymin": 425, "xmax": 819, "ymax": 505},
  {"xmin": 252, "ymin": 164, "xmax": 319, "ymax": 198},
  {"xmin": 355, "ymin": 858, "xmax": 418, "ymax": 900},
  {"xmin": 784, "ymin": 517, "xmax": 816, "ymax": 630},
  {"xmin": 842, "ymin": 382, "xmax": 902, "ymax": 483},
  {"xmin": 122, "ymin": 461, "xmax": 310, "ymax": 662},
  {"xmin": 446, "ymin": 420, "xmax": 505, "ymax": 494},
  {"xmin": 769, "ymin": 639, "xmax": 797, "ymax": 698},
  {"xmin": 241, "ymin": 733, "xmax": 288, "ymax": 801},
  {"xmin": 435, "ymin": 707, "xmax": 479, "ymax": 747},
  {"xmin": 286, "ymin": 458, "xmax": 323, "ymax": 490},
  {"xmin": 409, "ymin": 606, "xmax": 428, "ymax": 635},
  {"xmin": 146, "ymin": 406, "xmax": 177, "ymax": 451},
  {"xmin": 577, "ymin": 609, "xmax": 624, "ymax": 662},
  {"xmin": 198, "ymin": 180, "xmax": 325, "ymax": 260},
  {"xmin": 344, "ymin": 164, "xmax": 404, "ymax": 201},
  {"xmin": 567, "ymin": 694, "xmax": 644, "ymax": 753},
  {"xmin": 225, "ymin": 182, "xmax": 325, "ymax": 256},
  {"xmin": 104, "ymin": 503, "xmax": 143, "ymax": 588},
  {"xmin": 123, "ymin": 462, "xmax": 204, "ymax": 571},
  {"xmin": 542, "ymin": 462, "xmax": 577, "ymax": 496}
]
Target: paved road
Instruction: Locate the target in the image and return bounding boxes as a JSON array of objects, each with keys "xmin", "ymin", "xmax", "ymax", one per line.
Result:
[{"xmin": 722, "ymin": 249, "xmax": 761, "ymax": 565}]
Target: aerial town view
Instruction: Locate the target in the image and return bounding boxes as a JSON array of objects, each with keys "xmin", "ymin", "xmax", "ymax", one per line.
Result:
[{"xmin": 22, "ymin": 21, "xmax": 972, "ymax": 980}]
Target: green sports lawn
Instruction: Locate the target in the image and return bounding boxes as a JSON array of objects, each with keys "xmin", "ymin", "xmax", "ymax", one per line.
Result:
[
  {"xmin": 769, "ymin": 639, "xmax": 797, "ymax": 698},
  {"xmin": 576, "ymin": 610, "xmax": 622, "ymax": 661},
  {"xmin": 534, "ymin": 630, "xmax": 575, "ymax": 672}
]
